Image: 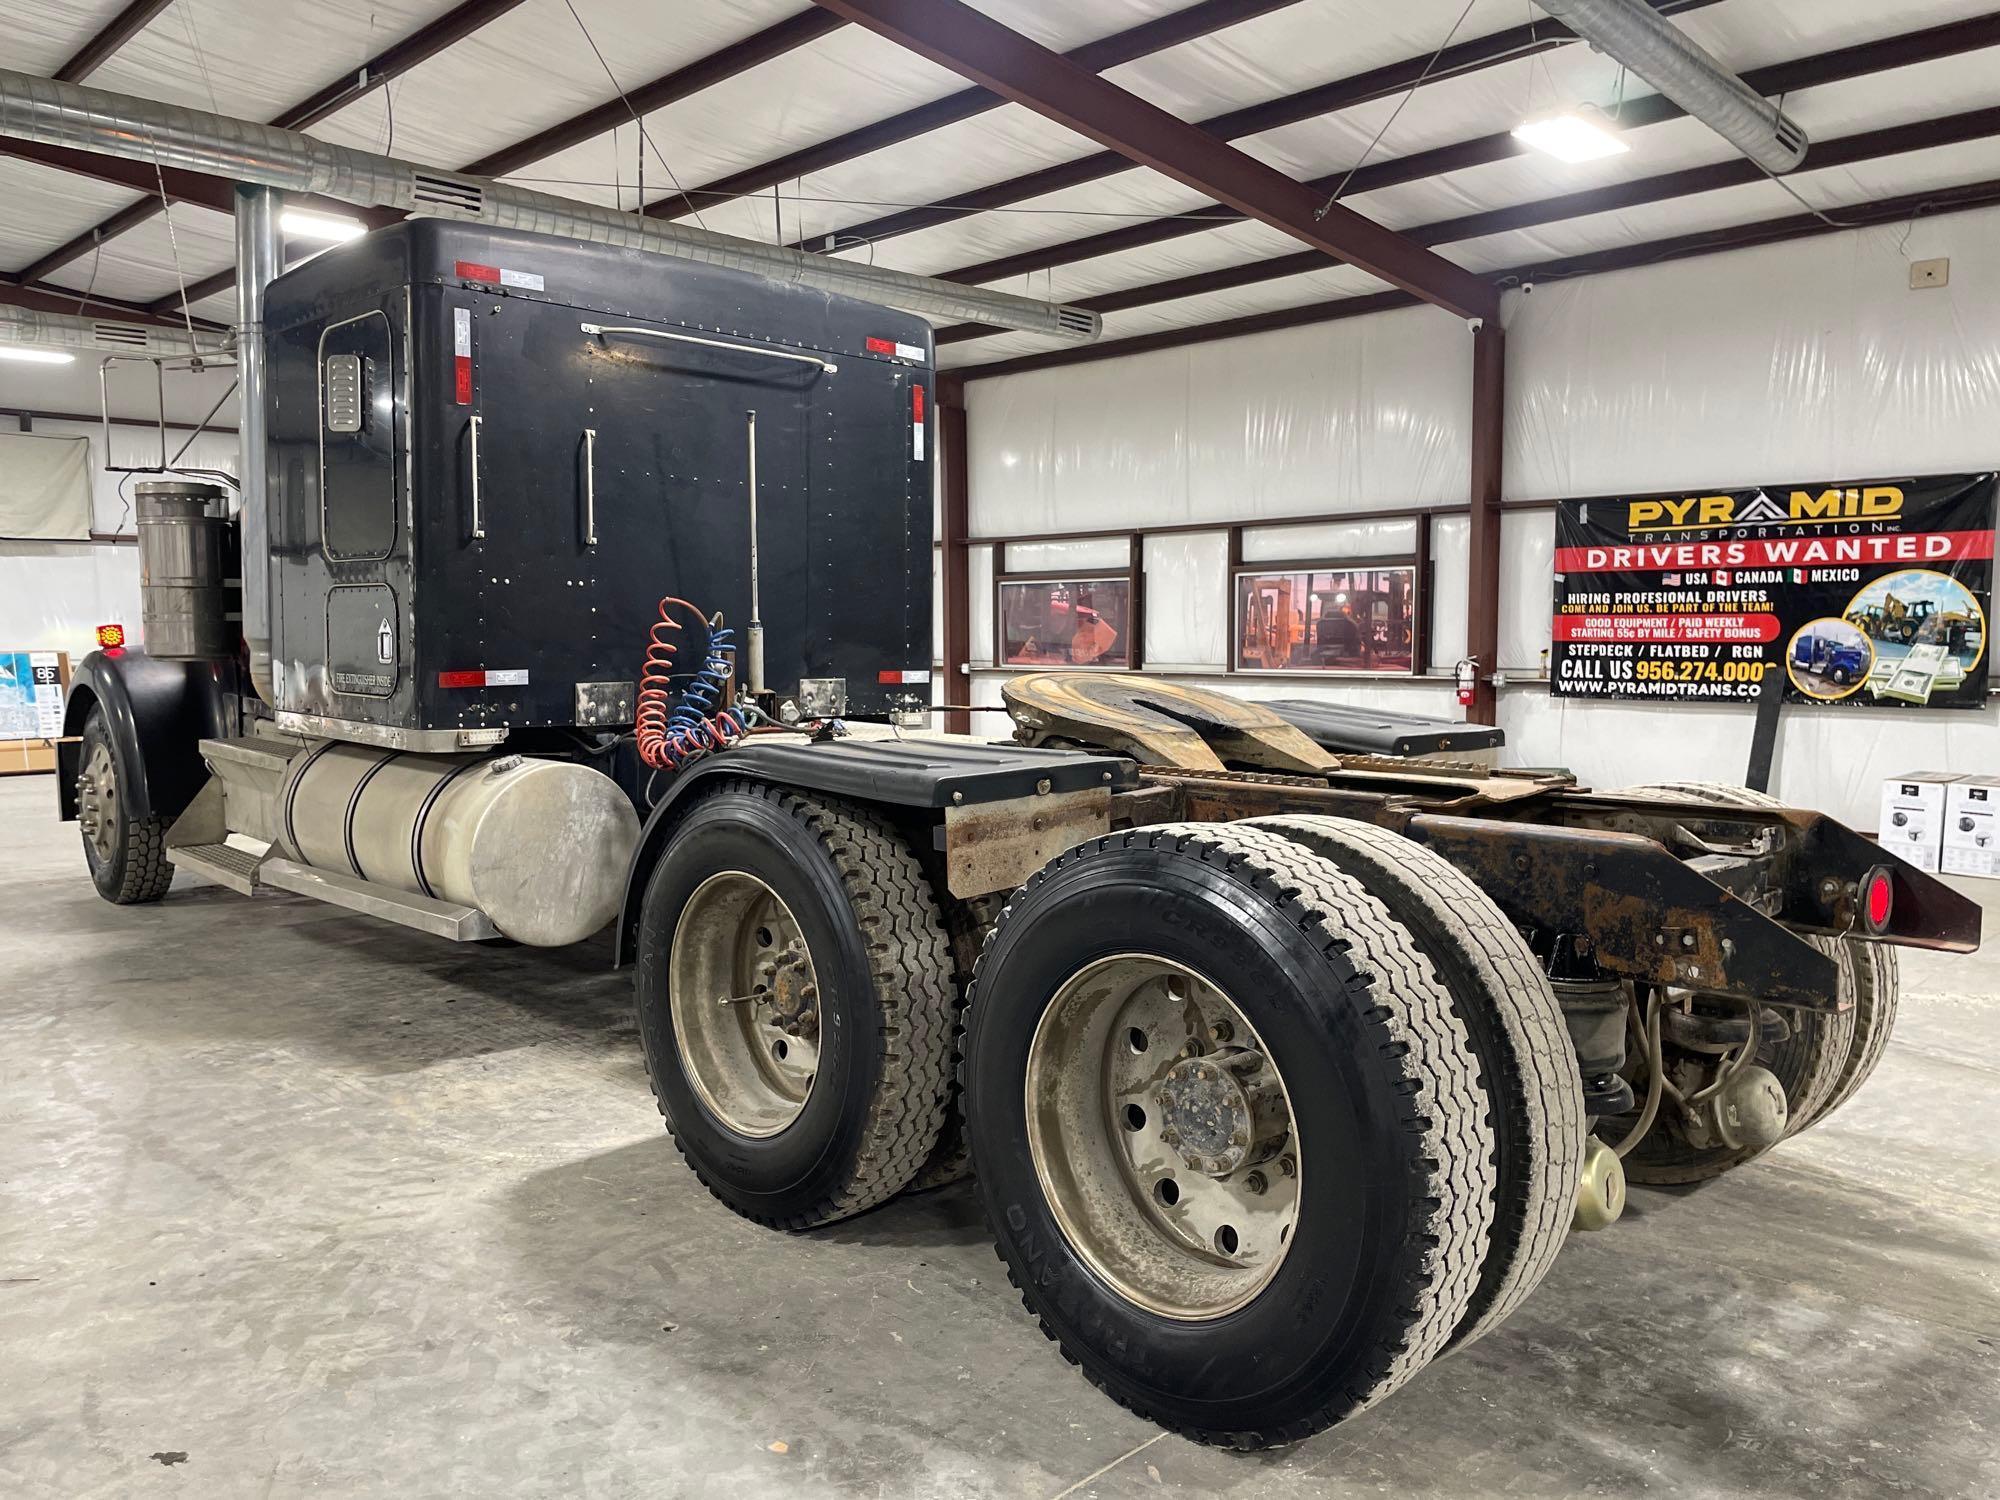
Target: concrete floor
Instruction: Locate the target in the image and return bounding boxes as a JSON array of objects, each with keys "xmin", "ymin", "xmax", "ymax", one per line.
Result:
[{"xmin": 2, "ymin": 774, "xmax": 1997, "ymax": 1499}]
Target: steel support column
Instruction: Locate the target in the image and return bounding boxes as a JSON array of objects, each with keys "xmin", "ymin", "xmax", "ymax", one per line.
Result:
[
  {"xmin": 938, "ymin": 374, "xmax": 972, "ymax": 736},
  {"xmin": 1466, "ymin": 324, "xmax": 1504, "ymax": 727}
]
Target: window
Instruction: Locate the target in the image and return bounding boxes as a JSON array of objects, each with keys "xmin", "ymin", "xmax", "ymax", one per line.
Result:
[
  {"xmin": 1234, "ymin": 566, "xmax": 1416, "ymax": 672},
  {"xmin": 998, "ymin": 575, "xmax": 1134, "ymax": 668}
]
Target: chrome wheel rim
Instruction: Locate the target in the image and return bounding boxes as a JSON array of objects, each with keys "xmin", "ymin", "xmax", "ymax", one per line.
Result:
[
  {"xmin": 77, "ymin": 740, "xmax": 118, "ymax": 862},
  {"xmin": 1024, "ymin": 954, "xmax": 1300, "ymax": 1321},
  {"xmin": 669, "ymin": 871, "xmax": 821, "ymax": 1137}
]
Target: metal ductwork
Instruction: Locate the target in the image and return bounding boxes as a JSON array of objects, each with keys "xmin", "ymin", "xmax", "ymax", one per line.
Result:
[
  {"xmin": 0, "ymin": 68, "xmax": 1102, "ymax": 342},
  {"xmin": 0, "ymin": 304, "xmax": 228, "ymax": 359},
  {"xmin": 1535, "ymin": 0, "xmax": 1808, "ymax": 174}
]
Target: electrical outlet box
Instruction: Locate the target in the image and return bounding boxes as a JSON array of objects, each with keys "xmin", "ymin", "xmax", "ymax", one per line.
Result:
[{"xmin": 1910, "ymin": 257, "xmax": 1949, "ymax": 289}]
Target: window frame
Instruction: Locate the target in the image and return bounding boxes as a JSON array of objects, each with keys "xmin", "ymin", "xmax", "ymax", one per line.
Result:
[
  {"xmin": 993, "ymin": 564, "xmax": 1143, "ymax": 672},
  {"xmin": 1228, "ymin": 552, "xmax": 1423, "ymax": 677}
]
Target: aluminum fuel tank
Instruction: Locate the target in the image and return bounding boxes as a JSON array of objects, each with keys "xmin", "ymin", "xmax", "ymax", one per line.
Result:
[{"xmin": 278, "ymin": 744, "xmax": 638, "ymax": 946}]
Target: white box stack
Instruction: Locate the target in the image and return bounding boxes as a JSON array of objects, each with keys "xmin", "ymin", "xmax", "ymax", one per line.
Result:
[
  {"xmin": 1943, "ymin": 774, "xmax": 2000, "ymax": 879},
  {"xmin": 1879, "ymin": 772, "xmax": 1957, "ymax": 873}
]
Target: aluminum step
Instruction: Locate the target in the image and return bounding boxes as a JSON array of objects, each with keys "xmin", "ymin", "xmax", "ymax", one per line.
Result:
[
  {"xmin": 169, "ymin": 840, "xmax": 267, "ymax": 896},
  {"xmin": 257, "ymin": 858, "xmax": 500, "ymax": 942},
  {"xmin": 197, "ymin": 734, "xmax": 307, "ymax": 777}
]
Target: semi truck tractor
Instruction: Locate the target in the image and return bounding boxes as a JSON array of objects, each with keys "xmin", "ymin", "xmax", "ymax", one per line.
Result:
[{"xmin": 59, "ymin": 220, "xmax": 1979, "ymax": 1450}]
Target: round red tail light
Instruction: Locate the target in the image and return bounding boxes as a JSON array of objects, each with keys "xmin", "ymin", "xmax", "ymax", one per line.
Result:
[{"xmin": 1863, "ymin": 868, "xmax": 1894, "ymax": 932}]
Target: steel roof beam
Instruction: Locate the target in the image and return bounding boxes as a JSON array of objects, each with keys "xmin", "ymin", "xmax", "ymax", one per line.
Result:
[
  {"xmin": 51, "ymin": 0, "xmax": 174, "ymax": 83},
  {"xmin": 934, "ymin": 103, "xmax": 2000, "ymax": 342},
  {"xmin": 0, "ymin": 275, "xmax": 225, "ymax": 331},
  {"xmin": 0, "ymin": 138, "xmax": 403, "ymax": 226},
  {"xmin": 937, "ymin": 9, "xmax": 2000, "ymax": 290},
  {"xmin": 134, "ymin": 6, "xmax": 846, "ymax": 316},
  {"xmin": 955, "ymin": 175, "xmax": 2000, "ymax": 380},
  {"xmin": 812, "ymin": 0, "xmax": 1495, "ymax": 320},
  {"xmin": 460, "ymin": 8, "xmax": 844, "ymax": 178},
  {"xmin": 16, "ymin": 0, "xmax": 527, "ymax": 288},
  {"xmin": 641, "ymin": 0, "xmax": 1306, "ymax": 221},
  {"xmin": 788, "ymin": 0, "xmax": 1723, "ymax": 256}
]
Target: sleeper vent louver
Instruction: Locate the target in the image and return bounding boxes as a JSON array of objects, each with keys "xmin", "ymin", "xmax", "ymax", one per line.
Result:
[{"xmin": 411, "ymin": 171, "xmax": 486, "ymax": 217}]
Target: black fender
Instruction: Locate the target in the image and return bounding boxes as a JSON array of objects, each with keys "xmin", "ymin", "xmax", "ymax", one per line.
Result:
[
  {"xmin": 58, "ymin": 649, "xmax": 234, "ymax": 824},
  {"xmin": 612, "ymin": 737, "xmax": 1135, "ymax": 966}
]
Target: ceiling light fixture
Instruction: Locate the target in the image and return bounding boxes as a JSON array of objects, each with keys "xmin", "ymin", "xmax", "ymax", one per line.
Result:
[
  {"xmin": 0, "ymin": 346, "xmax": 77, "ymax": 364},
  {"xmin": 280, "ymin": 208, "xmax": 367, "ymax": 243},
  {"xmin": 1512, "ymin": 106, "xmax": 1630, "ymax": 163}
]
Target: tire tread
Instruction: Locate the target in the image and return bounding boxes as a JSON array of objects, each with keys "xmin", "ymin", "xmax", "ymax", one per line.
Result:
[
  {"xmin": 649, "ymin": 779, "xmax": 954, "ymax": 1228},
  {"xmin": 1253, "ymin": 814, "xmax": 1583, "ymax": 1350},
  {"xmin": 964, "ymin": 821, "xmax": 1496, "ymax": 1448}
]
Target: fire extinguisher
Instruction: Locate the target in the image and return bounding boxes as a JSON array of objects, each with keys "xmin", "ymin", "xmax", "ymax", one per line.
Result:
[{"xmin": 1454, "ymin": 656, "xmax": 1479, "ymax": 707}]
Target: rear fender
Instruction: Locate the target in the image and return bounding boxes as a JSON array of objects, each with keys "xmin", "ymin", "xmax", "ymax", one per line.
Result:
[{"xmin": 613, "ymin": 738, "xmax": 1135, "ymax": 967}]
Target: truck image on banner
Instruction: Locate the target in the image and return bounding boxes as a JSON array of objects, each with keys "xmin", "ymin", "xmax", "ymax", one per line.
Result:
[{"xmin": 1551, "ymin": 473, "xmax": 1995, "ymax": 708}]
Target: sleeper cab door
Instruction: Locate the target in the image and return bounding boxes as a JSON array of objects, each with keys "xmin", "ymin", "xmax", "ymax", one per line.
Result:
[{"xmin": 318, "ymin": 309, "xmax": 404, "ymax": 708}]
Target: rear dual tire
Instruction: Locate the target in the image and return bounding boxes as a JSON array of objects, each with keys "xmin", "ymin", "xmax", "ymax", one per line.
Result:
[
  {"xmin": 961, "ymin": 819, "xmax": 1580, "ymax": 1448},
  {"xmin": 634, "ymin": 783, "xmax": 954, "ymax": 1228}
]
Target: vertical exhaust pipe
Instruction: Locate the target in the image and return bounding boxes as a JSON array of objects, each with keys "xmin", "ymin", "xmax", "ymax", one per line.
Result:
[
  {"xmin": 744, "ymin": 409, "xmax": 766, "ymax": 696},
  {"xmin": 235, "ymin": 184, "xmax": 281, "ymax": 704}
]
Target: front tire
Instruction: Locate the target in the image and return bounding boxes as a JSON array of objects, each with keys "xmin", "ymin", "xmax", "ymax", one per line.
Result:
[
  {"xmin": 635, "ymin": 782, "xmax": 954, "ymax": 1228},
  {"xmin": 77, "ymin": 707, "xmax": 174, "ymax": 904},
  {"xmin": 962, "ymin": 823, "xmax": 1496, "ymax": 1448}
]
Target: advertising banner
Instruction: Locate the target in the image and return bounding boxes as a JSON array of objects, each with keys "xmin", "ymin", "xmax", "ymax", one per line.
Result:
[
  {"xmin": 0, "ymin": 650, "xmax": 65, "ymax": 739},
  {"xmin": 1551, "ymin": 474, "xmax": 1995, "ymax": 709}
]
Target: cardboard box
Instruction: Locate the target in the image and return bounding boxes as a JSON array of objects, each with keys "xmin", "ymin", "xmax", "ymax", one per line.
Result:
[
  {"xmin": 1943, "ymin": 774, "xmax": 2000, "ymax": 879},
  {"xmin": 1880, "ymin": 771, "xmax": 1958, "ymax": 872},
  {"xmin": 0, "ymin": 739, "xmax": 59, "ymax": 776}
]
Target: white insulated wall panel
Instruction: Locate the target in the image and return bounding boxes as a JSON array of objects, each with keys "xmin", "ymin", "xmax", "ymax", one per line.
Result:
[
  {"xmin": 1143, "ymin": 531, "xmax": 1228, "ymax": 668},
  {"xmin": 1428, "ymin": 513, "xmax": 1469, "ymax": 673},
  {"xmin": 1003, "ymin": 537, "xmax": 1132, "ymax": 573},
  {"xmin": 1504, "ymin": 206, "xmax": 2000, "ymax": 499},
  {"xmin": 968, "ymin": 544, "xmax": 995, "ymax": 667},
  {"xmin": 966, "ymin": 303, "xmax": 1472, "ymax": 538},
  {"xmin": 1498, "ymin": 511, "xmax": 1555, "ymax": 672}
]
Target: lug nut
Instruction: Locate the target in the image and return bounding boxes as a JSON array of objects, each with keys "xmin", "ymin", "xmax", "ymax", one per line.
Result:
[
  {"xmin": 1209, "ymin": 1019, "xmax": 1233, "ymax": 1043},
  {"xmin": 1278, "ymin": 1155, "xmax": 1296, "ymax": 1178},
  {"xmin": 1244, "ymin": 1171, "xmax": 1268, "ymax": 1195}
]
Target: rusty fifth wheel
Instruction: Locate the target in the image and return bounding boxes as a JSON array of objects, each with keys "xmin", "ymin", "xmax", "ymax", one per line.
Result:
[
  {"xmin": 963, "ymin": 823, "xmax": 1500, "ymax": 1448},
  {"xmin": 635, "ymin": 781, "xmax": 955, "ymax": 1228}
]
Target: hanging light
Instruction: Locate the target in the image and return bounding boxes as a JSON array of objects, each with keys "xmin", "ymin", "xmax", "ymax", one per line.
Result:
[
  {"xmin": 1513, "ymin": 106, "xmax": 1630, "ymax": 163},
  {"xmin": 280, "ymin": 208, "xmax": 367, "ymax": 243}
]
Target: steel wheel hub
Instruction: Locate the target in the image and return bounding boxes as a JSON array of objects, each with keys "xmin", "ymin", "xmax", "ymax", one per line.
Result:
[
  {"xmin": 77, "ymin": 741, "xmax": 117, "ymax": 860},
  {"xmin": 1156, "ymin": 1050, "xmax": 1288, "ymax": 1178},
  {"xmin": 669, "ymin": 872, "xmax": 822, "ymax": 1137},
  {"xmin": 1024, "ymin": 954, "xmax": 1300, "ymax": 1321}
]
